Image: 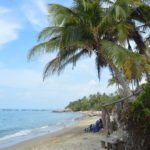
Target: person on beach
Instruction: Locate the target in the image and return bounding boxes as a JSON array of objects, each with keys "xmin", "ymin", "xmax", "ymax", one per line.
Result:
[{"xmin": 84, "ymin": 119, "xmax": 103, "ymax": 133}]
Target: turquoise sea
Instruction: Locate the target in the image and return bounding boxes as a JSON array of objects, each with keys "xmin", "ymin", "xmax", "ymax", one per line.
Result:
[{"xmin": 0, "ymin": 109, "xmax": 81, "ymax": 148}]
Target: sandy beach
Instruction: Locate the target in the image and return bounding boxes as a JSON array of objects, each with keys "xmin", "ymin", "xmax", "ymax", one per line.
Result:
[{"xmin": 0, "ymin": 116, "xmax": 105, "ymax": 150}]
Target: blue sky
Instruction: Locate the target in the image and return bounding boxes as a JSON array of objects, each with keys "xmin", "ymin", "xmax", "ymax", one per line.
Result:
[{"xmin": 0, "ymin": 0, "xmax": 115, "ymax": 109}]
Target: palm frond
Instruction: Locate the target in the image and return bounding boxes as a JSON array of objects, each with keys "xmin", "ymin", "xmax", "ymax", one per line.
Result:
[
  {"xmin": 95, "ymin": 52, "xmax": 107, "ymax": 80},
  {"xmin": 130, "ymin": 28, "xmax": 146, "ymax": 54},
  {"xmin": 48, "ymin": 4, "xmax": 78, "ymax": 25},
  {"xmin": 58, "ymin": 48, "xmax": 89, "ymax": 73},
  {"xmin": 131, "ymin": 2, "xmax": 150, "ymax": 26},
  {"xmin": 43, "ymin": 57, "xmax": 60, "ymax": 80},
  {"xmin": 38, "ymin": 26, "xmax": 63, "ymax": 41},
  {"xmin": 115, "ymin": 5, "xmax": 127, "ymax": 20},
  {"xmin": 43, "ymin": 49, "xmax": 89, "ymax": 79},
  {"xmin": 61, "ymin": 25, "xmax": 83, "ymax": 47},
  {"xmin": 116, "ymin": 23, "xmax": 133, "ymax": 43},
  {"xmin": 101, "ymin": 40, "xmax": 135, "ymax": 66},
  {"xmin": 28, "ymin": 37, "xmax": 60, "ymax": 60},
  {"xmin": 107, "ymin": 76, "xmax": 119, "ymax": 87}
]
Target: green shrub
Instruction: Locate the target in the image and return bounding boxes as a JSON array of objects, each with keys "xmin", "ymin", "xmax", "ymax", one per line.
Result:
[{"xmin": 126, "ymin": 83, "xmax": 150, "ymax": 134}]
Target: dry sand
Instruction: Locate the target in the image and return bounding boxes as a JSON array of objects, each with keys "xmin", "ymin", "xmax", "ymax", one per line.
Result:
[{"xmin": 0, "ymin": 116, "xmax": 105, "ymax": 150}]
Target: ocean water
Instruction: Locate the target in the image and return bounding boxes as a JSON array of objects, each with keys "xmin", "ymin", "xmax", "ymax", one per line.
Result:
[{"xmin": 0, "ymin": 109, "xmax": 81, "ymax": 148}]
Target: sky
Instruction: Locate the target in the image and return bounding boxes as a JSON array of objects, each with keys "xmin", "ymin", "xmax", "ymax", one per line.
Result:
[{"xmin": 0, "ymin": 0, "xmax": 116, "ymax": 109}]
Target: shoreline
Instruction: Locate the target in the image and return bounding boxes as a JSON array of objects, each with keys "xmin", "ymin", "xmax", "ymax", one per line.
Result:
[
  {"xmin": 0, "ymin": 113, "xmax": 85, "ymax": 149},
  {"xmin": 0, "ymin": 116, "xmax": 103, "ymax": 150}
]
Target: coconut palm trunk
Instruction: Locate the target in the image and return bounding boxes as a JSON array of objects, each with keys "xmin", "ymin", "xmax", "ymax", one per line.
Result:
[
  {"xmin": 94, "ymin": 32, "xmax": 135, "ymax": 102},
  {"xmin": 101, "ymin": 53, "xmax": 135, "ymax": 102},
  {"xmin": 108, "ymin": 62, "xmax": 135, "ymax": 101}
]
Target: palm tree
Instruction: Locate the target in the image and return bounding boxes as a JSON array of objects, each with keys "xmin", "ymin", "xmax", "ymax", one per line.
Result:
[
  {"xmin": 108, "ymin": 76, "xmax": 120, "ymax": 88},
  {"xmin": 29, "ymin": 0, "xmax": 149, "ymax": 101},
  {"xmin": 103, "ymin": 0, "xmax": 150, "ymax": 54},
  {"xmin": 102, "ymin": 0, "xmax": 150, "ymax": 82}
]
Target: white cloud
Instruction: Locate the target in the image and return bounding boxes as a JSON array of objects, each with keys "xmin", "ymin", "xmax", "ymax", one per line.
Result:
[
  {"xmin": 0, "ymin": 7, "xmax": 11, "ymax": 14},
  {"xmin": 0, "ymin": 20, "xmax": 21, "ymax": 46},
  {"xmin": 34, "ymin": 0, "xmax": 48, "ymax": 15},
  {"xmin": 0, "ymin": 6, "xmax": 22, "ymax": 46},
  {"xmin": 22, "ymin": 0, "xmax": 48, "ymax": 29},
  {"xmin": 0, "ymin": 68, "xmax": 42, "ymax": 88},
  {"xmin": 0, "ymin": 63, "xmax": 115, "ymax": 109}
]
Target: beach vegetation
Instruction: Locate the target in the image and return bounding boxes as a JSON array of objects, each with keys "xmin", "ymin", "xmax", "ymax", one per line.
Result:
[
  {"xmin": 125, "ymin": 83, "xmax": 150, "ymax": 134},
  {"xmin": 123, "ymin": 83, "xmax": 150, "ymax": 150},
  {"xmin": 66, "ymin": 92, "xmax": 119, "ymax": 111}
]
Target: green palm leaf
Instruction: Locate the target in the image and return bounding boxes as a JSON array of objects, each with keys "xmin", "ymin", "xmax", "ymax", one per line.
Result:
[
  {"xmin": 38, "ymin": 26, "xmax": 63, "ymax": 41},
  {"xmin": 28, "ymin": 37, "xmax": 60, "ymax": 59},
  {"xmin": 101, "ymin": 40, "xmax": 135, "ymax": 66},
  {"xmin": 43, "ymin": 49, "xmax": 89, "ymax": 79}
]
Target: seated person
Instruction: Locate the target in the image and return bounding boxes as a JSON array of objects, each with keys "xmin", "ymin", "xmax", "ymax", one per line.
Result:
[{"xmin": 84, "ymin": 119, "xmax": 103, "ymax": 133}]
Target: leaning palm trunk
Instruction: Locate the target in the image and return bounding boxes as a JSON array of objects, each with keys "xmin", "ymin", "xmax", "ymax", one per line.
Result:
[
  {"xmin": 95, "ymin": 39, "xmax": 135, "ymax": 102},
  {"xmin": 109, "ymin": 62, "xmax": 135, "ymax": 102},
  {"xmin": 99, "ymin": 49, "xmax": 135, "ymax": 102}
]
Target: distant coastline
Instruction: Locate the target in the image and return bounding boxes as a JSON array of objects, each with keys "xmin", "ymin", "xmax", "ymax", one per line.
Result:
[
  {"xmin": 52, "ymin": 108, "xmax": 102, "ymax": 117},
  {"xmin": 52, "ymin": 108, "xmax": 72, "ymax": 113},
  {"xmin": 0, "ymin": 109, "xmax": 51, "ymax": 111}
]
